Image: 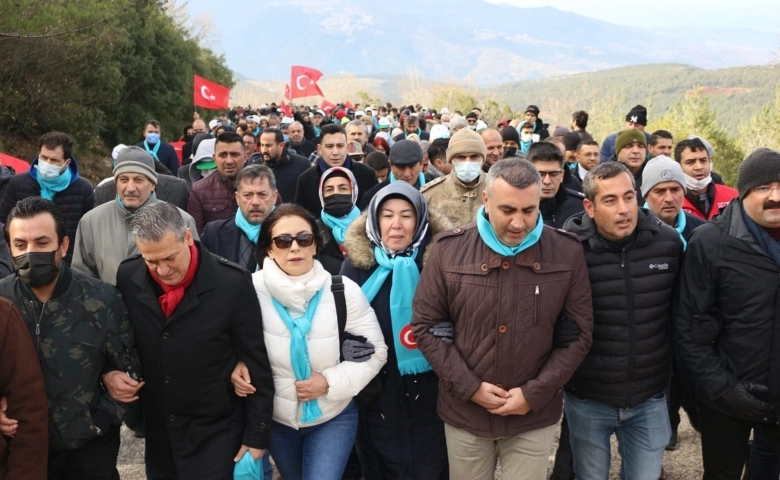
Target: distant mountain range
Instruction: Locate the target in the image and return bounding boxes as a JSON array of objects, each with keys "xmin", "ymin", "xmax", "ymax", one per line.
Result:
[{"xmin": 220, "ymin": 0, "xmax": 777, "ymax": 86}]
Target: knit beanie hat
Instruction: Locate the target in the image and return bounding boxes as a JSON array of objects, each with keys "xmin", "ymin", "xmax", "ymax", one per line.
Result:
[
  {"xmin": 447, "ymin": 128, "xmax": 487, "ymax": 162},
  {"xmin": 687, "ymin": 134, "xmax": 714, "ymax": 158},
  {"xmin": 114, "ymin": 146, "xmax": 158, "ymax": 184},
  {"xmin": 500, "ymin": 126, "xmax": 520, "ymax": 145},
  {"xmin": 640, "ymin": 155, "xmax": 686, "ymax": 197},
  {"xmin": 625, "ymin": 105, "xmax": 648, "ymax": 126},
  {"xmin": 737, "ymin": 148, "xmax": 780, "ymax": 199},
  {"xmin": 615, "ymin": 129, "xmax": 647, "ymax": 155}
]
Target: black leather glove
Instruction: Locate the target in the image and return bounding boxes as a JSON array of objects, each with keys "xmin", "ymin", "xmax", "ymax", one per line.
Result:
[
  {"xmin": 719, "ymin": 382, "xmax": 775, "ymax": 422},
  {"xmin": 553, "ymin": 313, "xmax": 581, "ymax": 348},
  {"xmin": 341, "ymin": 332, "xmax": 375, "ymax": 363},
  {"xmin": 429, "ymin": 321, "xmax": 454, "ymax": 344}
]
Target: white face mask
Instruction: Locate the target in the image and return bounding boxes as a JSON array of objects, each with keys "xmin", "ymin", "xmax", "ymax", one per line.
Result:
[
  {"xmin": 521, "ymin": 133, "xmax": 533, "ymax": 143},
  {"xmin": 453, "ymin": 161, "xmax": 482, "ymax": 183},
  {"xmin": 37, "ymin": 159, "xmax": 66, "ymax": 179},
  {"xmin": 685, "ymin": 173, "xmax": 712, "ymax": 191}
]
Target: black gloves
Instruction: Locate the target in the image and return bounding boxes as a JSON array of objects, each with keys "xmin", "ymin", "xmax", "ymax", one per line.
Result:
[
  {"xmin": 341, "ymin": 332, "xmax": 375, "ymax": 363},
  {"xmin": 719, "ymin": 382, "xmax": 775, "ymax": 422},
  {"xmin": 553, "ymin": 313, "xmax": 581, "ymax": 348},
  {"xmin": 429, "ymin": 321, "xmax": 454, "ymax": 344}
]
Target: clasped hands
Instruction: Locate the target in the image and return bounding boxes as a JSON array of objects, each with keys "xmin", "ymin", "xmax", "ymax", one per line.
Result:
[{"xmin": 469, "ymin": 382, "xmax": 531, "ymax": 416}]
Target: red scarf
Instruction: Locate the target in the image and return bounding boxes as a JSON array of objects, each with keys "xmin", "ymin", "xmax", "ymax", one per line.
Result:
[{"xmin": 149, "ymin": 244, "xmax": 199, "ymax": 318}]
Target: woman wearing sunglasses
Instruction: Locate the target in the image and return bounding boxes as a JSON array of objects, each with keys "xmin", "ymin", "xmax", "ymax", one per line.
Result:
[
  {"xmin": 232, "ymin": 204, "xmax": 387, "ymax": 480},
  {"xmin": 341, "ymin": 182, "xmax": 453, "ymax": 479}
]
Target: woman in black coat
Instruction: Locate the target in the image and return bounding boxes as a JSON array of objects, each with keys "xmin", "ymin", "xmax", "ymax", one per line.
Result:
[
  {"xmin": 317, "ymin": 167, "xmax": 361, "ymax": 275},
  {"xmin": 340, "ymin": 182, "xmax": 452, "ymax": 480}
]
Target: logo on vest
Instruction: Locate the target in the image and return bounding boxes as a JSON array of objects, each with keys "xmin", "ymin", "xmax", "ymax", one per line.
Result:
[{"xmin": 649, "ymin": 263, "xmax": 669, "ymax": 270}]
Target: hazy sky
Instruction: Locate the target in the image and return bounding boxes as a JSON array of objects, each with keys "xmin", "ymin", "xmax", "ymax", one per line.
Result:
[{"xmin": 487, "ymin": 0, "xmax": 780, "ymax": 31}]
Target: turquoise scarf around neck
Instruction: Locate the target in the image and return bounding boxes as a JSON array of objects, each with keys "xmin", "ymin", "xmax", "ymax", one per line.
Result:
[
  {"xmin": 361, "ymin": 248, "xmax": 431, "ymax": 376},
  {"xmin": 236, "ymin": 205, "xmax": 274, "ymax": 244},
  {"xmin": 389, "ymin": 172, "xmax": 426, "ymax": 188},
  {"xmin": 643, "ymin": 203, "xmax": 687, "ymax": 250},
  {"xmin": 520, "ymin": 140, "xmax": 533, "ymax": 153},
  {"xmin": 476, "ymin": 205, "xmax": 544, "ymax": 256},
  {"xmin": 143, "ymin": 140, "xmax": 161, "ymax": 160},
  {"xmin": 320, "ymin": 206, "xmax": 360, "ymax": 245},
  {"xmin": 271, "ymin": 289, "xmax": 324, "ymax": 424},
  {"xmin": 36, "ymin": 166, "xmax": 72, "ymax": 201}
]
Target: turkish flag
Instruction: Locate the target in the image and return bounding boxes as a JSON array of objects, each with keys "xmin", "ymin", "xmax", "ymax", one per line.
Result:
[
  {"xmin": 193, "ymin": 75, "xmax": 230, "ymax": 109},
  {"xmin": 290, "ymin": 66, "xmax": 324, "ymax": 99},
  {"xmin": 343, "ymin": 100, "xmax": 355, "ymax": 109},
  {"xmin": 320, "ymin": 99, "xmax": 336, "ymax": 113},
  {"xmin": 280, "ymin": 100, "xmax": 293, "ymax": 118},
  {"xmin": 284, "ymin": 84, "xmax": 291, "ymax": 101}
]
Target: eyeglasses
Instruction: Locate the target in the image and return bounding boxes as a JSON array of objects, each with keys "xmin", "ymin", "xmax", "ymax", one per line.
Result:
[
  {"xmin": 271, "ymin": 233, "xmax": 315, "ymax": 249},
  {"xmin": 537, "ymin": 170, "xmax": 563, "ymax": 179},
  {"xmin": 753, "ymin": 186, "xmax": 780, "ymax": 196}
]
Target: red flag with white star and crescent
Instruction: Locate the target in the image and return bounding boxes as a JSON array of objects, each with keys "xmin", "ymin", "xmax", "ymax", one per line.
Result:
[
  {"xmin": 193, "ymin": 75, "xmax": 230, "ymax": 109},
  {"xmin": 290, "ymin": 66, "xmax": 324, "ymax": 100}
]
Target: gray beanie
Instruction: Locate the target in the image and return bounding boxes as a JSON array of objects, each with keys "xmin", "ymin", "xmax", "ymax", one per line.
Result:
[
  {"xmin": 737, "ymin": 148, "xmax": 780, "ymax": 199},
  {"xmin": 686, "ymin": 135, "xmax": 714, "ymax": 158},
  {"xmin": 640, "ymin": 155, "xmax": 686, "ymax": 197},
  {"xmin": 113, "ymin": 146, "xmax": 158, "ymax": 184}
]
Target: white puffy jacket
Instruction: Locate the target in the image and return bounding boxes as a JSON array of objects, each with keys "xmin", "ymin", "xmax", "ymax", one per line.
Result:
[{"xmin": 254, "ymin": 258, "xmax": 387, "ymax": 429}]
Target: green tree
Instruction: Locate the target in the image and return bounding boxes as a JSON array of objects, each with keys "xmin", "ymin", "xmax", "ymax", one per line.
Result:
[{"xmin": 736, "ymin": 83, "xmax": 780, "ymax": 155}]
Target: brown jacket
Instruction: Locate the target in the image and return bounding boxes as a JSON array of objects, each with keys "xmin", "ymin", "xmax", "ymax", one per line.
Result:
[
  {"xmin": 0, "ymin": 298, "xmax": 48, "ymax": 480},
  {"xmin": 187, "ymin": 173, "xmax": 238, "ymax": 234},
  {"xmin": 411, "ymin": 223, "xmax": 593, "ymax": 439}
]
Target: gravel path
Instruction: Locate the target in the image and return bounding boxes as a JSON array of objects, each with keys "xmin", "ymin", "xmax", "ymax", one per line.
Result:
[{"xmin": 117, "ymin": 415, "xmax": 703, "ymax": 479}]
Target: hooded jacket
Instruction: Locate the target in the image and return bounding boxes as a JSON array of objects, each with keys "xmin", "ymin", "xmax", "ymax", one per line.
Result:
[
  {"xmin": 0, "ymin": 157, "xmax": 94, "ymax": 263},
  {"xmin": 340, "ymin": 200, "xmax": 453, "ymax": 479},
  {"xmin": 673, "ymin": 200, "xmax": 780, "ymax": 419},
  {"xmin": 562, "ymin": 209, "xmax": 681, "ymax": 408}
]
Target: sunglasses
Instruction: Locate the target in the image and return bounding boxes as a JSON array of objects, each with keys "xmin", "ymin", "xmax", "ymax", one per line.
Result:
[{"xmin": 271, "ymin": 233, "xmax": 315, "ymax": 249}]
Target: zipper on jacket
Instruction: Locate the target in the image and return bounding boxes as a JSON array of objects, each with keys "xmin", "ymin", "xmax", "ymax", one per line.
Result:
[
  {"xmin": 34, "ymin": 300, "xmax": 47, "ymax": 353},
  {"xmin": 534, "ymin": 285, "xmax": 540, "ymax": 325},
  {"xmin": 621, "ymin": 248, "xmax": 636, "ymax": 407}
]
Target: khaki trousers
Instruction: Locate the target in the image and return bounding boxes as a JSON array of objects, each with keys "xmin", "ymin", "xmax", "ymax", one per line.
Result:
[{"xmin": 445, "ymin": 422, "xmax": 556, "ymax": 480}]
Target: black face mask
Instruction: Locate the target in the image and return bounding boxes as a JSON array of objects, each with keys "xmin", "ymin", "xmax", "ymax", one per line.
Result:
[
  {"xmin": 13, "ymin": 251, "xmax": 60, "ymax": 288},
  {"xmin": 503, "ymin": 146, "xmax": 518, "ymax": 158},
  {"xmin": 323, "ymin": 194, "xmax": 354, "ymax": 218}
]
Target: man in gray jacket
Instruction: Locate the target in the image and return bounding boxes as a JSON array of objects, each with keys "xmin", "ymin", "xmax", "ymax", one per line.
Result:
[{"xmin": 72, "ymin": 147, "xmax": 197, "ymax": 285}]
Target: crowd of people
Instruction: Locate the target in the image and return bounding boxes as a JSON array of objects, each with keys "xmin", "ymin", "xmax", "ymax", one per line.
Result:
[{"xmin": 0, "ymin": 99, "xmax": 779, "ymax": 480}]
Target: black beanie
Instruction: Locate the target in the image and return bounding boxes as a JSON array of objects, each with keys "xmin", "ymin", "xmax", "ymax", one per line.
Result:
[
  {"xmin": 501, "ymin": 126, "xmax": 520, "ymax": 145},
  {"xmin": 625, "ymin": 105, "xmax": 648, "ymax": 126},
  {"xmin": 737, "ymin": 148, "xmax": 780, "ymax": 199}
]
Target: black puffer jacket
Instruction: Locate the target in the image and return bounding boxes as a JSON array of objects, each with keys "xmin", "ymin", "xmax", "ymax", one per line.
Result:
[
  {"xmin": 673, "ymin": 200, "xmax": 780, "ymax": 418},
  {"xmin": 540, "ymin": 187, "xmax": 585, "ymax": 229},
  {"xmin": 563, "ymin": 209, "xmax": 682, "ymax": 408}
]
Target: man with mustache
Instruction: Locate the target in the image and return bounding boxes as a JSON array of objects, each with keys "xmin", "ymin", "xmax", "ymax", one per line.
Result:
[
  {"xmin": 200, "ymin": 165, "xmax": 278, "ymax": 272},
  {"xmin": 673, "ymin": 149, "xmax": 780, "ymax": 480},
  {"xmin": 562, "ymin": 162, "xmax": 682, "ymax": 480},
  {"xmin": 72, "ymin": 147, "xmax": 197, "ymax": 285},
  {"xmin": 256, "ymin": 129, "xmax": 309, "ymax": 203}
]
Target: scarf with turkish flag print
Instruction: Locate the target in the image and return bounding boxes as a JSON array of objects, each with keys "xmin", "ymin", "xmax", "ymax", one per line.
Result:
[{"xmin": 149, "ymin": 244, "xmax": 200, "ymax": 318}]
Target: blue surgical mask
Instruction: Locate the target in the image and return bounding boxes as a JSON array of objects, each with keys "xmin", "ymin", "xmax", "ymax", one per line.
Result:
[
  {"xmin": 36, "ymin": 159, "xmax": 67, "ymax": 179},
  {"xmin": 453, "ymin": 161, "xmax": 482, "ymax": 183},
  {"xmin": 146, "ymin": 132, "xmax": 160, "ymax": 145}
]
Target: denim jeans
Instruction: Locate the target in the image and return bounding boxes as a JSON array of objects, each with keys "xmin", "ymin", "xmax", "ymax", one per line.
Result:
[
  {"xmin": 564, "ymin": 391, "xmax": 671, "ymax": 480},
  {"xmin": 269, "ymin": 401, "xmax": 358, "ymax": 480}
]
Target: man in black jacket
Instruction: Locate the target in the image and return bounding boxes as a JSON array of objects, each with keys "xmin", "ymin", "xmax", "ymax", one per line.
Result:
[
  {"xmin": 294, "ymin": 123, "xmax": 377, "ymax": 219},
  {"xmin": 134, "ymin": 120, "xmax": 180, "ymax": 176},
  {"xmin": 526, "ymin": 142, "xmax": 584, "ymax": 229},
  {"xmin": 256, "ymin": 129, "xmax": 309, "ymax": 203},
  {"xmin": 673, "ymin": 148, "xmax": 780, "ymax": 480},
  {"xmin": 116, "ymin": 201, "xmax": 273, "ymax": 479},
  {"xmin": 201, "ymin": 165, "xmax": 277, "ymax": 272},
  {"xmin": 562, "ymin": 162, "xmax": 682, "ymax": 480}
]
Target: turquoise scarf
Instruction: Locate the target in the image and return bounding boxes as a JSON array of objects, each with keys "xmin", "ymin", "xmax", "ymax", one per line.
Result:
[
  {"xmin": 476, "ymin": 205, "xmax": 544, "ymax": 256},
  {"xmin": 271, "ymin": 289, "xmax": 323, "ymax": 424},
  {"xmin": 520, "ymin": 140, "xmax": 533, "ymax": 153},
  {"xmin": 643, "ymin": 203, "xmax": 687, "ymax": 251},
  {"xmin": 36, "ymin": 166, "xmax": 72, "ymax": 201},
  {"xmin": 143, "ymin": 140, "xmax": 161, "ymax": 161},
  {"xmin": 321, "ymin": 207, "xmax": 360, "ymax": 245},
  {"xmin": 389, "ymin": 172, "xmax": 426, "ymax": 188},
  {"xmin": 235, "ymin": 206, "xmax": 274, "ymax": 244},
  {"xmin": 361, "ymin": 248, "xmax": 431, "ymax": 376}
]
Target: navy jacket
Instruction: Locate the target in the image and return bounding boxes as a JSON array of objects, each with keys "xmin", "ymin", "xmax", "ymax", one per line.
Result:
[{"xmin": 134, "ymin": 141, "xmax": 179, "ymax": 176}]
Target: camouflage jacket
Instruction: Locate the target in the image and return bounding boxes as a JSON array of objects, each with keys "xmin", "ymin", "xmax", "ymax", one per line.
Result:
[
  {"xmin": 420, "ymin": 171, "xmax": 487, "ymax": 228},
  {"xmin": 0, "ymin": 264, "xmax": 137, "ymax": 451}
]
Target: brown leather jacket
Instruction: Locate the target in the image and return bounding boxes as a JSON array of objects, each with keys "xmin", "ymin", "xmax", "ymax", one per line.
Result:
[{"xmin": 411, "ymin": 223, "xmax": 593, "ymax": 439}]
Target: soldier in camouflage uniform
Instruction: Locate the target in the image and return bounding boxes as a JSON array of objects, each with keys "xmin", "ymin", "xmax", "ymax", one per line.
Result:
[{"xmin": 0, "ymin": 197, "xmax": 137, "ymax": 480}]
